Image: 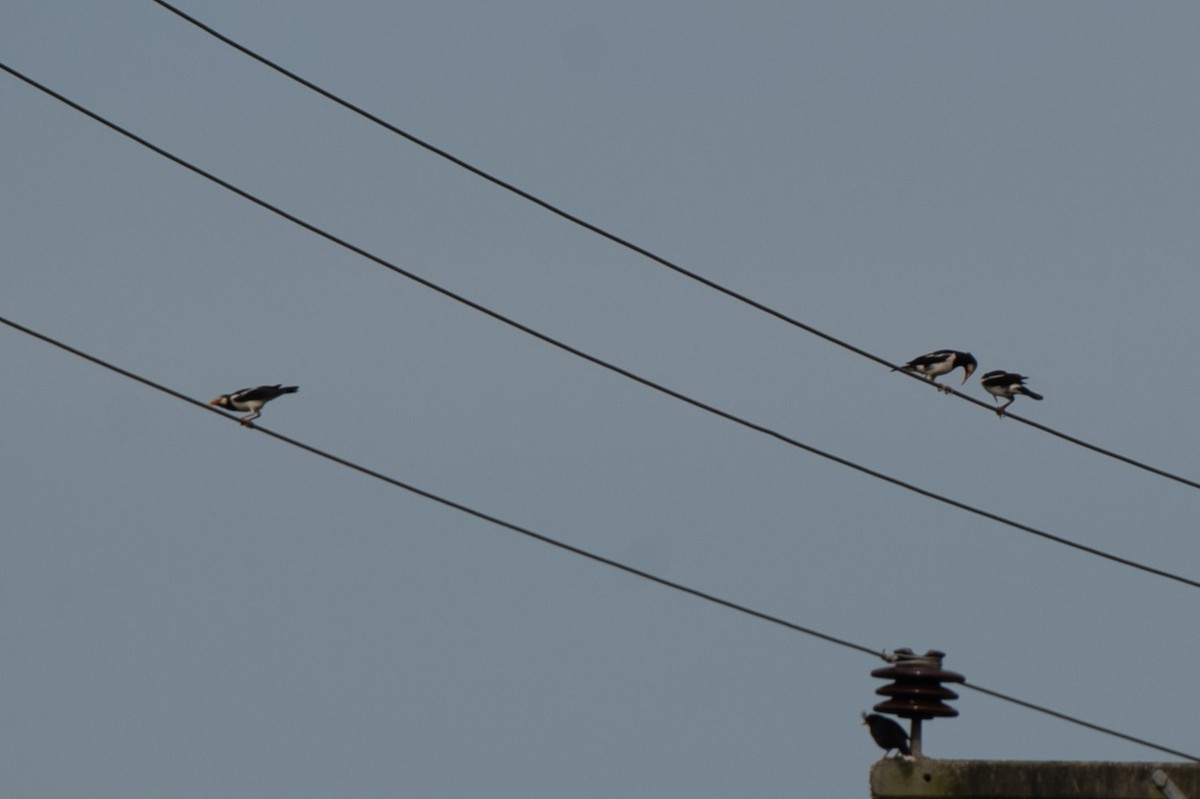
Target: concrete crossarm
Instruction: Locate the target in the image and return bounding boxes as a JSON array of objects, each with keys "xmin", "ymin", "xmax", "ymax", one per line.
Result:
[{"xmin": 871, "ymin": 759, "xmax": 1200, "ymax": 799}]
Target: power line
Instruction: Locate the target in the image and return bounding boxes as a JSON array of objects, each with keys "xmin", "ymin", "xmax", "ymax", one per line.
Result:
[
  {"xmin": 3, "ymin": 60, "xmax": 1198, "ymax": 593},
  {"xmin": 1, "ymin": 310, "xmax": 1195, "ymax": 764},
  {"xmin": 960, "ymin": 683, "xmax": 1200, "ymax": 762},
  {"xmin": 0, "ymin": 312, "xmax": 889, "ymax": 661},
  {"xmin": 147, "ymin": 0, "xmax": 1200, "ymax": 495}
]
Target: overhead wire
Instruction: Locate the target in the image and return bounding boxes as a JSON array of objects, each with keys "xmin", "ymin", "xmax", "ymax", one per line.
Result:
[
  {"xmin": 0, "ymin": 314, "xmax": 878, "ymax": 660},
  {"xmin": 959, "ymin": 683, "xmax": 1200, "ymax": 763},
  {"xmin": 1, "ymin": 310, "xmax": 1196, "ymax": 764},
  {"xmin": 147, "ymin": 0, "xmax": 1200, "ymax": 495},
  {"xmin": 2, "ymin": 59, "xmax": 1198, "ymax": 592}
]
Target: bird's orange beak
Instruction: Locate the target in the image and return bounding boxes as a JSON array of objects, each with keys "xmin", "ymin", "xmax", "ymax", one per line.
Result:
[
  {"xmin": 207, "ymin": 397, "xmax": 223, "ymax": 406},
  {"xmin": 962, "ymin": 366, "xmax": 975, "ymax": 384}
]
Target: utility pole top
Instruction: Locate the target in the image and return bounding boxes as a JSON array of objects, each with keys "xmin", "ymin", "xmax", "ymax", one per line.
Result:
[{"xmin": 871, "ymin": 758, "xmax": 1200, "ymax": 799}]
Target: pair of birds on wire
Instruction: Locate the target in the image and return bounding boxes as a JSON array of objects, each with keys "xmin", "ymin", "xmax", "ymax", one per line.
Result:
[{"xmin": 897, "ymin": 349, "xmax": 1042, "ymax": 416}]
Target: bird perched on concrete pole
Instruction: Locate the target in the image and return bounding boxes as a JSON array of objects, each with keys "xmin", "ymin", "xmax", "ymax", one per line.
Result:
[
  {"xmin": 979, "ymin": 371, "xmax": 1042, "ymax": 416},
  {"xmin": 208, "ymin": 384, "xmax": 298, "ymax": 425},
  {"xmin": 895, "ymin": 350, "xmax": 977, "ymax": 393},
  {"xmin": 862, "ymin": 712, "xmax": 912, "ymax": 760}
]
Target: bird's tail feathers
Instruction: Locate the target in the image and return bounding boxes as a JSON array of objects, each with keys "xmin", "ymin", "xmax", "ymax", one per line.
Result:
[
  {"xmin": 1019, "ymin": 388, "xmax": 1043, "ymax": 400},
  {"xmin": 280, "ymin": 386, "xmax": 299, "ymax": 395}
]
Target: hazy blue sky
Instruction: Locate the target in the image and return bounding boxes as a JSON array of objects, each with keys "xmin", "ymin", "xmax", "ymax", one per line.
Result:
[{"xmin": 4, "ymin": 2, "xmax": 1199, "ymax": 797}]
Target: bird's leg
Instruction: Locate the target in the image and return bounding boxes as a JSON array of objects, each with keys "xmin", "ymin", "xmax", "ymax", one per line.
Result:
[
  {"xmin": 995, "ymin": 399, "xmax": 1013, "ymax": 417},
  {"xmin": 240, "ymin": 410, "xmax": 260, "ymax": 426}
]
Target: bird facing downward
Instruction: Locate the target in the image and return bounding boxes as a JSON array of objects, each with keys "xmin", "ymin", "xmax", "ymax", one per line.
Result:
[
  {"xmin": 862, "ymin": 712, "xmax": 912, "ymax": 760},
  {"xmin": 208, "ymin": 385, "xmax": 298, "ymax": 425},
  {"xmin": 979, "ymin": 371, "xmax": 1042, "ymax": 416},
  {"xmin": 896, "ymin": 350, "xmax": 977, "ymax": 393}
]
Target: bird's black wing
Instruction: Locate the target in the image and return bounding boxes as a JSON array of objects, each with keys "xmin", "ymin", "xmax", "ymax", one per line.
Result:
[
  {"xmin": 865, "ymin": 714, "xmax": 910, "ymax": 750},
  {"xmin": 981, "ymin": 371, "xmax": 1017, "ymax": 386},
  {"xmin": 904, "ymin": 350, "xmax": 954, "ymax": 369},
  {"xmin": 232, "ymin": 385, "xmax": 286, "ymax": 403}
]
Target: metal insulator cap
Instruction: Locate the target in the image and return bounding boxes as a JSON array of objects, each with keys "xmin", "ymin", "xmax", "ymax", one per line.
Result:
[{"xmin": 871, "ymin": 649, "xmax": 965, "ymax": 720}]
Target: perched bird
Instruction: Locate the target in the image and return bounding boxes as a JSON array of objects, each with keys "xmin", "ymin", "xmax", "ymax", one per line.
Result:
[
  {"xmin": 208, "ymin": 385, "xmax": 298, "ymax": 425},
  {"xmin": 979, "ymin": 371, "xmax": 1042, "ymax": 416},
  {"xmin": 896, "ymin": 350, "xmax": 977, "ymax": 393},
  {"xmin": 862, "ymin": 712, "xmax": 912, "ymax": 760}
]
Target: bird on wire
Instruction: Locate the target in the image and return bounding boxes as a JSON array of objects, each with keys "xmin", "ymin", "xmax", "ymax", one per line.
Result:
[
  {"xmin": 208, "ymin": 385, "xmax": 298, "ymax": 425},
  {"xmin": 979, "ymin": 371, "xmax": 1042, "ymax": 416},
  {"xmin": 862, "ymin": 712, "xmax": 912, "ymax": 760},
  {"xmin": 895, "ymin": 350, "xmax": 977, "ymax": 393}
]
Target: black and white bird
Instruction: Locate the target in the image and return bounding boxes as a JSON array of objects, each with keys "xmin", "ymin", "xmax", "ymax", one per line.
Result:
[
  {"xmin": 862, "ymin": 712, "xmax": 912, "ymax": 760},
  {"xmin": 980, "ymin": 371, "xmax": 1042, "ymax": 416},
  {"xmin": 208, "ymin": 385, "xmax": 298, "ymax": 425},
  {"xmin": 896, "ymin": 350, "xmax": 977, "ymax": 393}
]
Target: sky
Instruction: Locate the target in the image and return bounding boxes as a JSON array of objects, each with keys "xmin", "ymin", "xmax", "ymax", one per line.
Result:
[{"xmin": 3, "ymin": 2, "xmax": 1199, "ymax": 797}]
